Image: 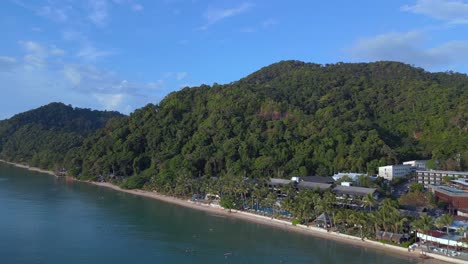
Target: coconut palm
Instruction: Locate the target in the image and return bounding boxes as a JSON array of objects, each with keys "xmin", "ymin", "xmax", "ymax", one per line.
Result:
[
  {"xmin": 435, "ymin": 214, "xmax": 453, "ymax": 235},
  {"xmin": 412, "ymin": 214, "xmax": 433, "ymax": 234},
  {"xmin": 391, "ymin": 216, "xmax": 408, "ymax": 234},
  {"xmin": 412, "ymin": 214, "xmax": 434, "ymax": 244},
  {"xmin": 361, "ymin": 193, "xmax": 376, "ymax": 212}
]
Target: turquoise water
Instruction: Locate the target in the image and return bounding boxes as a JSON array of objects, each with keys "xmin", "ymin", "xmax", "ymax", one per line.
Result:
[{"xmin": 0, "ymin": 163, "xmax": 417, "ymax": 264}]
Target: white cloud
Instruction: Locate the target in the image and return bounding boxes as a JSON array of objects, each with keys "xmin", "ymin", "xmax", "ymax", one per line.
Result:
[
  {"xmin": 93, "ymin": 93, "xmax": 124, "ymax": 110},
  {"xmin": 37, "ymin": 5, "xmax": 69, "ymax": 22},
  {"xmin": 348, "ymin": 31, "xmax": 468, "ymax": 70},
  {"xmin": 61, "ymin": 31, "xmax": 112, "ymax": 61},
  {"xmin": 0, "ymin": 56, "xmax": 17, "ymax": 72},
  {"xmin": 239, "ymin": 18, "xmax": 278, "ymax": 33},
  {"xmin": 132, "ymin": 4, "xmax": 144, "ymax": 11},
  {"xmin": 50, "ymin": 46, "xmax": 66, "ymax": 56},
  {"xmin": 18, "ymin": 41, "xmax": 67, "ymax": 68},
  {"xmin": 88, "ymin": 0, "xmax": 109, "ymax": 26},
  {"xmin": 19, "ymin": 41, "xmax": 47, "ymax": 69},
  {"xmin": 176, "ymin": 72, "xmax": 187, "ymax": 80},
  {"xmin": 77, "ymin": 44, "xmax": 113, "ymax": 61},
  {"xmin": 402, "ymin": 0, "xmax": 468, "ymax": 24},
  {"xmin": 148, "ymin": 80, "xmax": 165, "ymax": 89},
  {"xmin": 63, "ymin": 65, "xmax": 81, "ymax": 85},
  {"xmin": 21, "ymin": 41, "xmax": 45, "ymax": 55},
  {"xmin": 204, "ymin": 2, "xmax": 252, "ymax": 23},
  {"xmin": 199, "ymin": 2, "xmax": 253, "ymax": 29}
]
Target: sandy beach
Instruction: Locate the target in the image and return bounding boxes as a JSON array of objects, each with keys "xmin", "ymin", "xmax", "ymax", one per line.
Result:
[{"xmin": 1, "ymin": 159, "xmax": 461, "ymax": 264}]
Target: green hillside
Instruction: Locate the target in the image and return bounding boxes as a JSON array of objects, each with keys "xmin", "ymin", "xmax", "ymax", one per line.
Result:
[
  {"xmin": 66, "ymin": 61, "xmax": 467, "ymax": 189},
  {"xmin": 0, "ymin": 102, "xmax": 124, "ymax": 169}
]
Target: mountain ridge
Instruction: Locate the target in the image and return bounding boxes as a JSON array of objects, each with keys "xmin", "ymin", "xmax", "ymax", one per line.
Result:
[{"xmin": 0, "ymin": 61, "xmax": 466, "ymax": 187}]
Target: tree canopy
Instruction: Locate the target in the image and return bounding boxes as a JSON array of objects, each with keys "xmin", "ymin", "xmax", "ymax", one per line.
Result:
[
  {"xmin": 1, "ymin": 61, "xmax": 467, "ymax": 185},
  {"xmin": 0, "ymin": 102, "xmax": 123, "ymax": 169}
]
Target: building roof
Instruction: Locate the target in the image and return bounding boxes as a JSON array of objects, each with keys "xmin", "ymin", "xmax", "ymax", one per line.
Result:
[
  {"xmin": 332, "ymin": 172, "xmax": 365, "ymax": 181},
  {"xmin": 451, "ymin": 179, "xmax": 468, "ymax": 186},
  {"xmin": 417, "ymin": 170, "xmax": 468, "ymax": 176},
  {"xmin": 297, "ymin": 181, "xmax": 332, "ymax": 191},
  {"xmin": 269, "ymin": 178, "xmax": 292, "ymax": 186},
  {"xmin": 426, "ymin": 230, "xmax": 445, "ymax": 238},
  {"xmin": 332, "ymin": 185, "xmax": 376, "ymax": 196},
  {"xmin": 300, "ymin": 176, "xmax": 335, "ymax": 184},
  {"xmin": 403, "ymin": 160, "xmax": 428, "ymax": 163},
  {"xmin": 315, "ymin": 212, "xmax": 331, "ymax": 224},
  {"xmin": 432, "ymin": 185, "xmax": 468, "ymax": 197}
]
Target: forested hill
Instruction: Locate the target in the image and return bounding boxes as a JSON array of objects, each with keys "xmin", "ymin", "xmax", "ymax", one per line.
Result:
[
  {"xmin": 70, "ymin": 61, "xmax": 467, "ymax": 188},
  {"xmin": 0, "ymin": 102, "xmax": 123, "ymax": 169}
]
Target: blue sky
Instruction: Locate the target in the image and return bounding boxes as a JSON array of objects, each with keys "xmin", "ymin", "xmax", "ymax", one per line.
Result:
[{"xmin": 1, "ymin": 0, "xmax": 467, "ymax": 119}]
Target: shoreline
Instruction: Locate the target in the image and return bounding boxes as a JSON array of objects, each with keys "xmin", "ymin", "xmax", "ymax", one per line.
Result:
[{"xmin": 0, "ymin": 160, "xmax": 461, "ymax": 264}]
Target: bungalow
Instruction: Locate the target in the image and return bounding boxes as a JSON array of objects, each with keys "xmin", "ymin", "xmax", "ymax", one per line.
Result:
[
  {"xmin": 297, "ymin": 181, "xmax": 332, "ymax": 191},
  {"xmin": 376, "ymin": 231, "xmax": 405, "ymax": 244},
  {"xmin": 299, "ymin": 176, "xmax": 335, "ymax": 184},
  {"xmin": 268, "ymin": 178, "xmax": 293, "ymax": 189},
  {"xmin": 332, "ymin": 185, "xmax": 377, "ymax": 199}
]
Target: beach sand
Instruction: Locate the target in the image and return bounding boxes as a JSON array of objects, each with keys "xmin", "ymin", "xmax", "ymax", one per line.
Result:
[{"xmin": 1, "ymin": 159, "xmax": 458, "ymax": 264}]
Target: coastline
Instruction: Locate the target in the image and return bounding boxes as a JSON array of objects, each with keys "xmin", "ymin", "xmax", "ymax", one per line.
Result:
[{"xmin": 0, "ymin": 159, "xmax": 461, "ymax": 264}]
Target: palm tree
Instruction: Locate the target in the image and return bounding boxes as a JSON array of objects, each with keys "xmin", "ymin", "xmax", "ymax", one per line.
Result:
[
  {"xmin": 412, "ymin": 214, "xmax": 434, "ymax": 244},
  {"xmin": 412, "ymin": 215, "xmax": 433, "ymax": 234},
  {"xmin": 435, "ymin": 214, "xmax": 453, "ymax": 235},
  {"xmin": 392, "ymin": 216, "xmax": 408, "ymax": 234},
  {"xmin": 361, "ymin": 193, "xmax": 376, "ymax": 212},
  {"xmin": 333, "ymin": 210, "xmax": 345, "ymax": 228}
]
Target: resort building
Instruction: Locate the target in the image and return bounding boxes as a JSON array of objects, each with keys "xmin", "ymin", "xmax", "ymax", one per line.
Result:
[
  {"xmin": 332, "ymin": 186, "xmax": 377, "ymax": 207},
  {"xmin": 297, "ymin": 181, "xmax": 332, "ymax": 191},
  {"xmin": 332, "ymin": 172, "xmax": 366, "ymax": 182},
  {"xmin": 429, "ymin": 185, "xmax": 468, "ymax": 215},
  {"xmin": 378, "ymin": 164, "xmax": 413, "ymax": 180},
  {"xmin": 292, "ymin": 176, "xmax": 335, "ymax": 184},
  {"xmin": 403, "ymin": 160, "xmax": 429, "ymax": 170},
  {"xmin": 268, "ymin": 178, "xmax": 293, "ymax": 189},
  {"xmin": 416, "ymin": 170, "xmax": 468, "ymax": 188},
  {"xmin": 451, "ymin": 179, "xmax": 468, "ymax": 191},
  {"xmin": 417, "ymin": 231, "xmax": 468, "ymax": 251}
]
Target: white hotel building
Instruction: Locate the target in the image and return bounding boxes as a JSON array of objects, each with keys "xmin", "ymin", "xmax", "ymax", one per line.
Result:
[{"xmin": 378, "ymin": 164, "xmax": 413, "ymax": 181}]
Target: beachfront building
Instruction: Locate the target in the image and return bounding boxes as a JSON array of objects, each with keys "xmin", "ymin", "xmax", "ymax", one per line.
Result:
[
  {"xmin": 452, "ymin": 179, "xmax": 468, "ymax": 191},
  {"xmin": 297, "ymin": 181, "xmax": 332, "ymax": 191},
  {"xmin": 416, "ymin": 170, "xmax": 468, "ymax": 188},
  {"xmin": 417, "ymin": 231, "xmax": 468, "ymax": 254},
  {"xmin": 403, "ymin": 160, "xmax": 429, "ymax": 170},
  {"xmin": 292, "ymin": 176, "xmax": 335, "ymax": 184},
  {"xmin": 332, "ymin": 185, "xmax": 377, "ymax": 207},
  {"xmin": 268, "ymin": 178, "xmax": 293, "ymax": 189},
  {"xmin": 332, "ymin": 172, "xmax": 366, "ymax": 182},
  {"xmin": 378, "ymin": 164, "xmax": 413, "ymax": 180},
  {"xmin": 429, "ymin": 185, "xmax": 468, "ymax": 215}
]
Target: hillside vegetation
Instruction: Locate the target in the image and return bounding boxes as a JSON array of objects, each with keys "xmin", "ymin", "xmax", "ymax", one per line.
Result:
[
  {"xmin": 66, "ymin": 61, "xmax": 467, "ymax": 189},
  {"xmin": 0, "ymin": 102, "xmax": 123, "ymax": 169},
  {"xmin": 0, "ymin": 61, "xmax": 466, "ymax": 188}
]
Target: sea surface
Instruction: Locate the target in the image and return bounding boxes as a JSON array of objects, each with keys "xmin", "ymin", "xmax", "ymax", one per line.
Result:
[{"xmin": 0, "ymin": 163, "xmax": 417, "ymax": 264}]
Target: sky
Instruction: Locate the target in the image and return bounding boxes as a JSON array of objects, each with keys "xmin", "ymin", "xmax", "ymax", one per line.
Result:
[{"xmin": 1, "ymin": 0, "xmax": 467, "ymax": 119}]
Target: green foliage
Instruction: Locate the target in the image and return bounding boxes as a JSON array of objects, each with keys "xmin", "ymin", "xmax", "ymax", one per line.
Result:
[
  {"xmin": 220, "ymin": 195, "xmax": 236, "ymax": 210},
  {"xmin": 399, "ymin": 191, "xmax": 432, "ymax": 207},
  {"xmin": 401, "ymin": 237, "xmax": 416, "ymax": 248},
  {"xmin": 1, "ymin": 61, "xmax": 467, "ymax": 187},
  {"xmin": 409, "ymin": 183, "xmax": 424, "ymax": 193},
  {"xmin": 0, "ymin": 102, "xmax": 123, "ymax": 170},
  {"xmin": 120, "ymin": 174, "xmax": 149, "ymax": 189},
  {"xmin": 292, "ymin": 218, "xmax": 301, "ymax": 226}
]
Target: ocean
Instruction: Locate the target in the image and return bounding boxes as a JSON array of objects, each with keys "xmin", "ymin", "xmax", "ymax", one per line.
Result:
[{"xmin": 0, "ymin": 163, "xmax": 417, "ymax": 263}]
